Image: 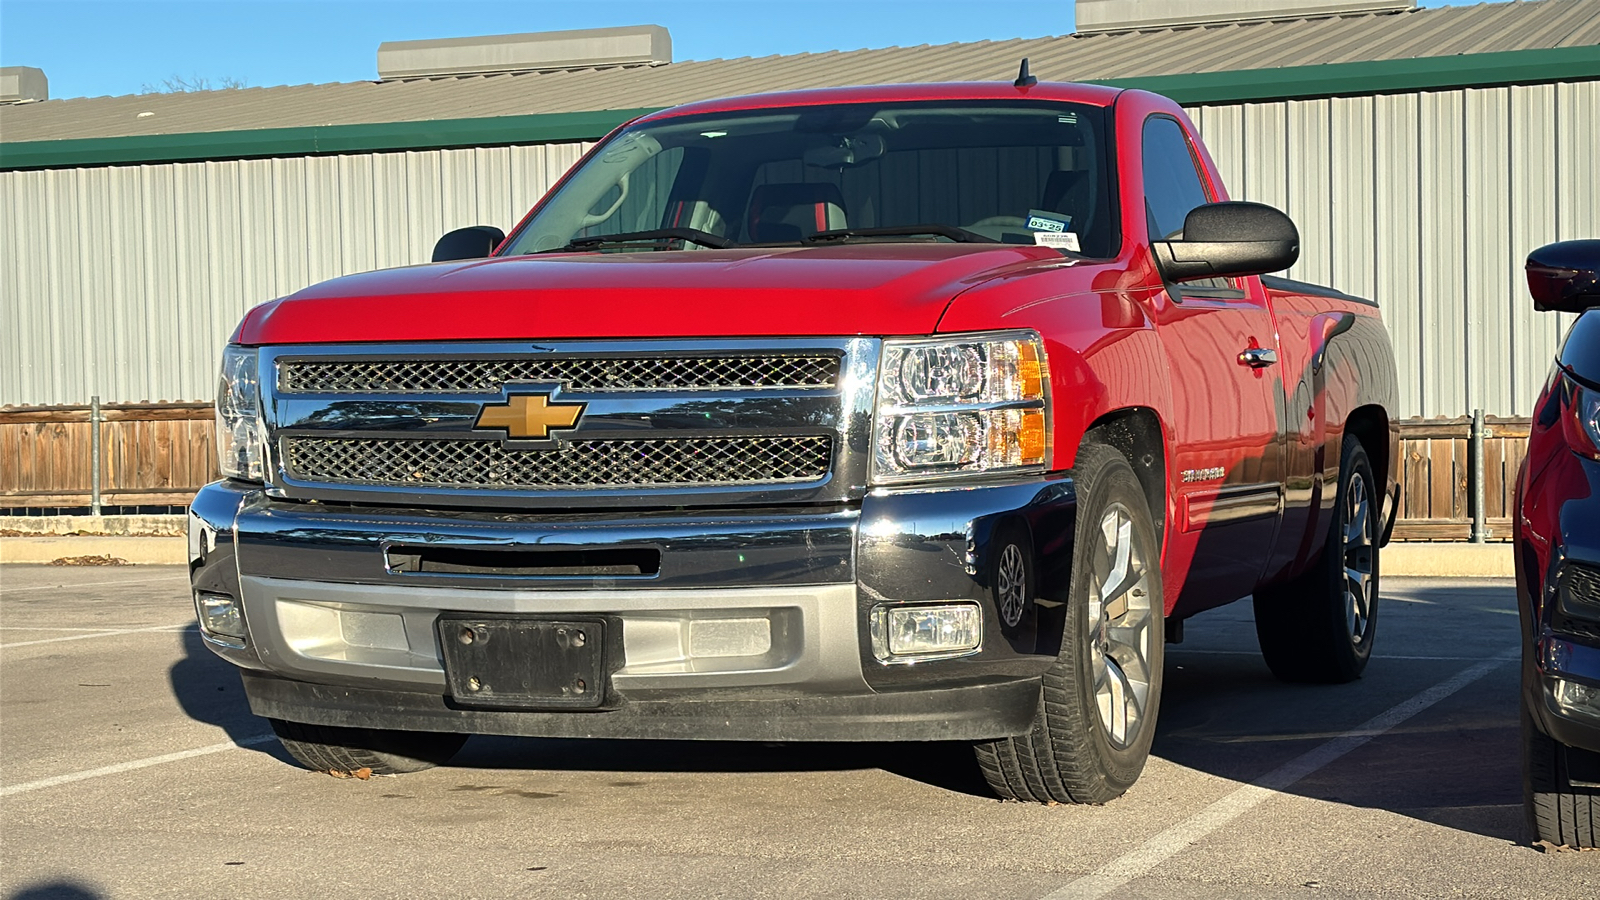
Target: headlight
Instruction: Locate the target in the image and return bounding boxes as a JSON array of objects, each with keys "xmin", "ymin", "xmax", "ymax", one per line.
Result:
[
  {"xmin": 215, "ymin": 345, "xmax": 266, "ymax": 482},
  {"xmin": 1558, "ymin": 375, "xmax": 1600, "ymax": 460},
  {"xmin": 872, "ymin": 332, "xmax": 1049, "ymax": 483}
]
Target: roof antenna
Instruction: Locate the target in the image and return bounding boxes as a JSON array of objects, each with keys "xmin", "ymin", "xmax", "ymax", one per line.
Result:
[{"xmin": 1014, "ymin": 58, "xmax": 1038, "ymax": 88}]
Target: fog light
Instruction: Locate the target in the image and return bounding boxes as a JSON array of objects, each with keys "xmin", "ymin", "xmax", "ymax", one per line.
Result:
[
  {"xmin": 1553, "ymin": 677, "xmax": 1600, "ymax": 721},
  {"xmin": 196, "ymin": 591, "xmax": 247, "ymax": 642},
  {"xmin": 871, "ymin": 602, "xmax": 982, "ymax": 663}
]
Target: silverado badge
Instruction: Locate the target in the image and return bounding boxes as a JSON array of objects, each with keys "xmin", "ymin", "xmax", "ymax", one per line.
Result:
[{"xmin": 474, "ymin": 393, "xmax": 586, "ymax": 441}]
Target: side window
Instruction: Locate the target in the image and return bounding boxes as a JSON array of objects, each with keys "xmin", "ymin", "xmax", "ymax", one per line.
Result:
[
  {"xmin": 1142, "ymin": 116, "xmax": 1238, "ymax": 296},
  {"xmin": 1142, "ymin": 117, "xmax": 1210, "ymax": 240}
]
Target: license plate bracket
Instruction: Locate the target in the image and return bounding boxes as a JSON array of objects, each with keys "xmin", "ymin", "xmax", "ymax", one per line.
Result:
[{"xmin": 437, "ymin": 616, "xmax": 607, "ymax": 709}]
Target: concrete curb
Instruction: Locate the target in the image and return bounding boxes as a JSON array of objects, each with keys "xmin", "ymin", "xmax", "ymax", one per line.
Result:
[
  {"xmin": 0, "ymin": 514, "xmax": 186, "ymax": 537},
  {"xmin": 1381, "ymin": 542, "xmax": 1514, "ymax": 578},
  {"xmin": 0, "ymin": 535, "xmax": 1517, "ymax": 576},
  {"xmin": 0, "ymin": 535, "xmax": 188, "ymax": 565}
]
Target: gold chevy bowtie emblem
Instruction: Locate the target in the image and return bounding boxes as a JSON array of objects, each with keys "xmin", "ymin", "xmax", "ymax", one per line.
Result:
[{"xmin": 474, "ymin": 393, "xmax": 586, "ymax": 440}]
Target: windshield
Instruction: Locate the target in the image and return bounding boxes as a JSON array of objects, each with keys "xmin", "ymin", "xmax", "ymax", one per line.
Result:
[{"xmin": 501, "ymin": 100, "xmax": 1118, "ymax": 258}]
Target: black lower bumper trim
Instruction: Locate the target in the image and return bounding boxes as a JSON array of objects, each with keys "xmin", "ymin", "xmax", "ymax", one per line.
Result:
[{"xmin": 241, "ymin": 672, "xmax": 1041, "ymax": 743}]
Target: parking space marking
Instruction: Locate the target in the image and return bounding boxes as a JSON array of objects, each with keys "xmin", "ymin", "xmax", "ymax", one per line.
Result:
[
  {"xmin": 0, "ymin": 573, "xmax": 185, "ymax": 593},
  {"xmin": 0, "ymin": 734, "xmax": 276, "ymax": 798},
  {"xmin": 3, "ymin": 625, "xmax": 175, "ymax": 632},
  {"xmin": 1168, "ymin": 648, "xmax": 1491, "ymax": 661},
  {"xmin": 0, "ymin": 623, "xmax": 189, "ymax": 649},
  {"xmin": 1043, "ymin": 652, "xmax": 1517, "ymax": 900}
]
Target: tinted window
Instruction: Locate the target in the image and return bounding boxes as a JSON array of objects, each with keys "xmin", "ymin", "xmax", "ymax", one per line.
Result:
[{"xmin": 1142, "ymin": 116, "xmax": 1211, "ymax": 241}]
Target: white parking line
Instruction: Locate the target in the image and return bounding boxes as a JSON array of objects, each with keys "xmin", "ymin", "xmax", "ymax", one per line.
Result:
[
  {"xmin": 0, "ymin": 734, "xmax": 276, "ymax": 798},
  {"xmin": 0, "ymin": 573, "xmax": 186, "ymax": 593},
  {"xmin": 0, "ymin": 623, "xmax": 189, "ymax": 649},
  {"xmin": 3, "ymin": 625, "xmax": 174, "ymax": 631},
  {"xmin": 1043, "ymin": 652, "xmax": 1516, "ymax": 900},
  {"xmin": 1168, "ymin": 647, "xmax": 1492, "ymax": 661}
]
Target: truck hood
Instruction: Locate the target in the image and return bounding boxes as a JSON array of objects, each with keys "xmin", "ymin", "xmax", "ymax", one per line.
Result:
[{"xmin": 234, "ymin": 244, "xmax": 1068, "ymax": 345}]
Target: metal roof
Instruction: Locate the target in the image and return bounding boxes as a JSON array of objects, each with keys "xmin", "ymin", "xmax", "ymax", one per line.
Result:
[{"xmin": 2, "ymin": 0, "xmax": 1597, "ymax": 144}]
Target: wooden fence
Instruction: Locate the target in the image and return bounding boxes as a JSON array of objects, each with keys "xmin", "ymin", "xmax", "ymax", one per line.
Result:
[
  {"xmin": 0, "ymin": 404, "xmax": 1534, "ymax": 540},
  {"xmin": 1392, "ymin": 416, "xmax": 1529, "ymax": 542},
  {"xmin": 0, "ymin": 402, "xmax": 216, "ymax": 508}
]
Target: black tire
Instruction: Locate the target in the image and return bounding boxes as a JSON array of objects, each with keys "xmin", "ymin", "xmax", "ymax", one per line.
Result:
[
  {"xmin": 1524, "ymin": 706, "xmax": 1600, "ymax": 848},
  {"xmin": 975, "ymin": 442, "xmax": 1164, "ymax": 804},
  {"xmin": 1254, "ymin": 434, "xmax": 1379, "ymax": 683},
  {"xmin": 269, "ymin": 718, "xmax": 467, "ymax": 775}
]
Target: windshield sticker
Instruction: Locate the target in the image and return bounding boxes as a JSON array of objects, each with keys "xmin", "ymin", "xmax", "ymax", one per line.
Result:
[
  {"xmin": 1034, "ymin": 231, "xmax": 1081, "ymax": 252},
  {"xmin": 1027, "ymin": 209, "xmax": 1071, "ymax": 233}
]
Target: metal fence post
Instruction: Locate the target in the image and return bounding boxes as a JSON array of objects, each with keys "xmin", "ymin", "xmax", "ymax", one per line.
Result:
[
  {"xmin": 90, "ymin": 395, "xmax": 102, "ymax": 517},
  {"xmin": 1469, "ymin": 408, "xmax": 1486, "ymax": 543}
]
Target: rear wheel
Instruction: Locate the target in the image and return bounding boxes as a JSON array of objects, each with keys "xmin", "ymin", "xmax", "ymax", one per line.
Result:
[
  {"xmin": 1524, "ymin": 706, "xmax": 1600, "ymax": 848},
  {"xmin": 975, "ymin": 442, "xmax": 1164, "ymax": 804},
  {"xmin": 269, "ymin": 718, "xmax": 467, "ymax": 775},
  {"xmin": 1254, "ymin": 434, "xmax": 1379, "ymax": 683}
]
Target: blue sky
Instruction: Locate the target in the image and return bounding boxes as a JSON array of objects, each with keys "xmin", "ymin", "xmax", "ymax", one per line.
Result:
[{"xmin": 2, "ymin": 0, "xmax": 1488, "ymax": 100}]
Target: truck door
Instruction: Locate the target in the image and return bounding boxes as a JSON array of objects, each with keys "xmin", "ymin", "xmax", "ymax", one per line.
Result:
[{"xmin": 1141, "ymin": 115, "xmax": 1287, "ymax": 610}]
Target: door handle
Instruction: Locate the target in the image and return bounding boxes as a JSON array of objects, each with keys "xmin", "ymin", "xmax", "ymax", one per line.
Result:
[{"xmin": 1238, "ymin": 347, "xmax": 1279, "ymax": 368}]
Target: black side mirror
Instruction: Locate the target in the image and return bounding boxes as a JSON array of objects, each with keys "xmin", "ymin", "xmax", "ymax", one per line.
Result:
[
  {"xmin": 1527, "ymin": 240, "xmax": 1600, "ymax": 313},
  {"xmin": 1152, "ymin": 201, "xmax": 1300, "ymax": 283},
  {"xmin": 432, "ymin": 226, "xmax": 506, "ymax": 262}
]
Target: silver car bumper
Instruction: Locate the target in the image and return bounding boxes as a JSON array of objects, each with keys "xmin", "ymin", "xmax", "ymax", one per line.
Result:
[{"xmin": 189, "ymin": 475, "xmax": 1077, "ymax": 741}]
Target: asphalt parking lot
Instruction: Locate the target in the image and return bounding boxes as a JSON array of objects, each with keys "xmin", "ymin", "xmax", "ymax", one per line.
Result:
[{"xmin": 2, "ymin": 563, "xmax": 1597, "ymax": 900}]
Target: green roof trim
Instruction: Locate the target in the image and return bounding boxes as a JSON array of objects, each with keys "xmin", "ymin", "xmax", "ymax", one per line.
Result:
[
  {"xmin": 0, "ymin": 107, "xmax": 663, "ymax": 171},
  {"xmin": 2, "ymin": 44, "xmax": 1597, "ymax": 170},
  {"xmin": 1088, "ymin": 44, "xmax": 1600, "ymax": 104}
]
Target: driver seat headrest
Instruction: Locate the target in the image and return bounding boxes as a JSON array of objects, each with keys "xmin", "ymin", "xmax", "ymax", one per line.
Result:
[{"xmin": 747, "ymin": 183, "xmax": 847, "ymax": 242}]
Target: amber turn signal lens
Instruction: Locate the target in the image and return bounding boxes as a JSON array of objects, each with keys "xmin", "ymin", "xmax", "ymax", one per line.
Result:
[
  {"xmin": 1018, "ymin": 408, "xmax": 1047, "ymax": 464},
  {"xmin": 1018, "ymin": 341, "xmax": 1044, "ymax": 399}
]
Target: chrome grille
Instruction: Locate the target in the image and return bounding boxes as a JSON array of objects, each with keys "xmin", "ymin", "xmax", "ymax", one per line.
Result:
[
  {"xmin": 278, "ymin": 355, "xmax": 840, "ymax": 394},
  {"xmin": 282, "ymin": 435, "xmax": 834, "ymax": 490}
]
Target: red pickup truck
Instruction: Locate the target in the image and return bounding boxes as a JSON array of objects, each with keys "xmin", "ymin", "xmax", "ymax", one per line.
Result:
[{"xmin": 189, "ymin": 78, "xmax": 1398, "ymax": 803}]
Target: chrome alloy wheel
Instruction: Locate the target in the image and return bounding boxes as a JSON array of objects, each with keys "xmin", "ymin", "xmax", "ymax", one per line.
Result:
[
  {"xmin": 997, "ymin": 543, "xmax": 1028, "ymax": 627},
  {"xmin": 1343, "ymin": 470, "xmax": 1376, "ymax": 645},
  {"xmin": 1087, "ymin": 502, "xmax": 1155, "ymax": 749}
]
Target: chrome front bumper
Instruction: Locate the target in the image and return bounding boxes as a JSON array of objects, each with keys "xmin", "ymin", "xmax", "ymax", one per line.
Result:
[{"xmin": 189, "ymin": 475, "xmax": 1077, "ymax": 741}]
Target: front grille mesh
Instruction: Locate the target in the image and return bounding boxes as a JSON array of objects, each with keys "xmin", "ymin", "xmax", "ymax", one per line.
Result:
[
  {"xmin": 278, "ymin": 355, "xmax": 839, "ymax": 394},
  {"xmin": 1566, "ymin": 565, "xmax": 1600, "ymax": 608},
  {"xmin": 282, "ymin": 435, "xmax": 833, "ymax": 490}
]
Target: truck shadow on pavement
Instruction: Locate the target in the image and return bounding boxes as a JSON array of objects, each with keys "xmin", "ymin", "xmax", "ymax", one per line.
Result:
[
  {"xmin": 1153, "ymin": 581, "xmax": 1526, "ymax": 845},
  {"xmin": 452, "ymin": 733, "xmax": 997, "ymax": 798},
  {"xmin": 164, "ymin": 581, "xmax": 1529, "ymax": 841},
  {"xmin": 166, "ymin": 625, "xmax": 295, "ymax": 765}
]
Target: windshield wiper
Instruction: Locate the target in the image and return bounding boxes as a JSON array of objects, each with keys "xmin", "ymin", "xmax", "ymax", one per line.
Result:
[
  {"xmin": 802, "ymin": 225, "xmax": 998, "ymax": 244},
  {"xmin": 542, "ymin": 228, "xmax": 735, "ymax": 253}
]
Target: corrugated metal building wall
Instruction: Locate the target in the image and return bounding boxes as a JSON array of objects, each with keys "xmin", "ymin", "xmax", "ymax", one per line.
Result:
[
  {"xmin": 1, "ymin": 143, "xmax": 590, "ymax": 407},
  {"xmin": 1192, "ymin": 80, "xmax": 1600, "ymax": 417},
  {"xmin": 5, "ymin": 80, "xmax": 1596, "ymax": 414}
]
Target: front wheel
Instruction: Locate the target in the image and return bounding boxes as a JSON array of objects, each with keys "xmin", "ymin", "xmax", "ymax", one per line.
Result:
[
  {"xmin": 269, "ymin": 718, "xmax": 467, "ymax": 775},
  {"xmin": 1524, "ymin": 707, "xmax": 1600, "ymax": 848},
  {"xmin": 1254, "ymin": 434, "xmax": 1379, "ymax": 683},
  {"xmin": 975, "ymin": 442, "xmax": 1164, "ymax": 804}
]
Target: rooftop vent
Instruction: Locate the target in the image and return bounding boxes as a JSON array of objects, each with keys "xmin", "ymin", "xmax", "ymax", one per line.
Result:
[
  {"xmin": 1075, "ymin": 0, "xmax": 1415, "ymax": 33},
  {"xmin": 0, "ymin": 67, "xmax": 48, "ymax": 104},
  {"xmin": 377, "ymin": 25, "xmax": 671, "ymax": 80}
]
